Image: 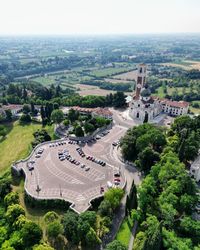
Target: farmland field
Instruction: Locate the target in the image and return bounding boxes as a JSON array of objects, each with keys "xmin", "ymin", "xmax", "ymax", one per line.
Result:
[
  {"xmin": 162, "ymin": 60, "xmax": 200, "ymax": 70},
  {"xmin": 76, "ymin": 84, "xmax": 117, "ymax": 96},
  {"xmin": 154, "ymin": 86, "xmax": 193, "ymax": 98},
  {"xmin": 89, "ymin": 67, "xmax": 133, "ymax": 78},
  {"xmin": 105, "ymin": 78, "xmax": 133, "ymax": 84},
  {"xmin": 113, "ymin": 70, "xmax": 137, "ymax": 80}
]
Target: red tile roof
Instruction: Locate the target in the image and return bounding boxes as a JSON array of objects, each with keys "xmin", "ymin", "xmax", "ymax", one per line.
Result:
[
  {"xmin": 2, "ymin": 104, "xmax": 23, "ymax": 111},
  {"xmin": 71, "ymin": 106, "xmax": 113, "ymax": 116},
  {"xmin": 161, "ymin": 100, "xmax": 189, "ymax": 108}
]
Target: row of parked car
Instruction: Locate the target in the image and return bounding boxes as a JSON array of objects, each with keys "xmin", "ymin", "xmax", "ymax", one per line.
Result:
[
  {"xmin": 58, "ymin": 149, "xmax": 90, "ymax": 171},
  {"xmin": 86, "ymin": 155, "xmax": 106, "ymax": 166},
  {"xmin": 76, "ymin": 147, "xmax": 85, "ymax": 157},
  {"xmin": 67, "ymin": 129, "xmax": 110, "ymax": 145},
  {"xmin": 75, "ymin": 147, "xmax": 107, "ymax": 167},
  {"xmin": 49, "ymin": 141, "xmax": 67, "ymax": 147}
]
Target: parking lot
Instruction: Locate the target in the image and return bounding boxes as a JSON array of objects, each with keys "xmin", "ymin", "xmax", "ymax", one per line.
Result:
[{"xmin": 15, "ymin": 124, "xmax": 126, "ymax": 213}]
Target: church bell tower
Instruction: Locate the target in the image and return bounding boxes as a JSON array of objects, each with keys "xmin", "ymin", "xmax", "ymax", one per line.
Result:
[{"xmin": 134, "ymin": 63, "xmax": 147, "ymax": 99}]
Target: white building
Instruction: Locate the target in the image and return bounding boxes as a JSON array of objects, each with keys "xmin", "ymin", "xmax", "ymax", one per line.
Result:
[
  {"xmin": 161, "ymin": 99, "xmax": 189, "ymax": 116},
  {"xmin": 190, "ymin": 155, "xmax": 200, "ymax": 182},
  {"xmin": 129, "ymin": 64, "xmax": 189, "ymax": 123},
  {"xmin": 2, "ymin": 104, "xmax": 23, "ymax": 117}
]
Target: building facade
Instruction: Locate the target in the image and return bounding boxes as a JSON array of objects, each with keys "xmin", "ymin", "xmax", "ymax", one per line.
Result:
[
  {"xmin": 190, "ymin": 155, "xmax": 200, "ymax": 182},
  {"xmin": 129, "ymin": 64, "xmax": 189, "ymax": 123}
]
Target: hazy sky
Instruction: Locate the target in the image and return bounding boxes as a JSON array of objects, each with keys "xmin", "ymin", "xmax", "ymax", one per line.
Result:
[{"xmin": 0, "ymin": 0, "xmax": 199, "ymax": 35}]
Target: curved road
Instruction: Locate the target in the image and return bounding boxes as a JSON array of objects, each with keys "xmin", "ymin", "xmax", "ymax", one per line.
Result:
[{"xmin": 101, "ymin": 108, "xmax": 142, "ymax": 249}]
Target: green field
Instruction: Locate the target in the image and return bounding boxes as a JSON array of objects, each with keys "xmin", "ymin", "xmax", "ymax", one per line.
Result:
[
  {"xmin": 115, "ymin": 216, "xmax": 134, "ymax": 248},
  {"xmin": 89, "ymin": 67, "xmax": 133, "ymax": 78},
  {"xmin": 0, "ymin": 121, "xmax": 54, "ymax": 174},
  {"xmin": 32, "ymin": 71, "xmax": 91, "ymax": 86},
  {"xmin": 154, "ymin": 86, "xmax": 192, "ymax": 98},
  {"xmin": 32, "ymin": 76, "xmax": 56, "ymax": 86}
]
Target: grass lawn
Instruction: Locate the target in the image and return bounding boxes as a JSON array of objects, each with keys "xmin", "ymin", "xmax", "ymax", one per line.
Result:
[
  {"xmin": 0, "ymin": 121, "xmax": 42, "ymax": 174},
  {"xmin": 115, "ymin": 216, "xmax": 134, "ymax": 248},
  {"xmin": 0, "ymin": 121, "xmax": 55, "ymax": 174}
]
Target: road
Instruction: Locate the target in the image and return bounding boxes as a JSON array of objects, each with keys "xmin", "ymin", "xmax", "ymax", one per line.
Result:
[{"xmin": 101, "ymin": 108, "xmax": 142, "ymax": 249}]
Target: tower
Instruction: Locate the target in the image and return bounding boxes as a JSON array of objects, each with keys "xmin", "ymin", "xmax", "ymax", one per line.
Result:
[{"xmin": 134, "ymin": 63, "xmax": 147, "ymax": 100}]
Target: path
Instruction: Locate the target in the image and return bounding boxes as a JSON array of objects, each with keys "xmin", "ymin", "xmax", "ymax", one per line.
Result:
[{"xmin": 128, "ymin": 220, "xmax": 138, "ymax": 250}]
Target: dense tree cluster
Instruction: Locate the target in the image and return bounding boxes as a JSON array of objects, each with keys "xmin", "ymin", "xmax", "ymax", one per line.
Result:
[
  {"xmin": 0, "ymin": 187, "xmax": 43, "ymax": 249},
  {"xmin": 1, "ymin": 82, "xmax": 74, "ymax": 105},
  {"xmin": 169, "ymin": 115, "xmax": 200, "ymax": 162},
  {"xmin": 133, "ymin": 151, "xmax": 199, "ymax": 250},
  {"xmin": 66, "ymin": 109, "xmax": 111, "ymax": 137},
  {"xmin": 120, "ymin": 123, "xmax": 166, "ymax": 173},
  {"xmin": 126, "ymin": 116, "xmax": 200, "ymax": 250},
  {"xmin": 63, "ymin": 92, "xmax": 127, "ymax": 108},
  {"xmin": 31, "ymin": 129, "xmax": 52, "ymax": 148},
  {"xmin": 81, "ymin": 80, "xmax": 133, "ymax": 92}
]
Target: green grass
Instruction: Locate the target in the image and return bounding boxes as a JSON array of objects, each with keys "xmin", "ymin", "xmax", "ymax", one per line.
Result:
[
  {"xmin": 90, "ymin": 67, "xmax": 132, "ymax": 78},
  {"xmin": 115, "ymin": 216, "xmax": 134, "ymax": 247},
  {"xmin": 32, "ymin": 76, "xmax": 56, "ymax": 86},
  {"xmin": 0, "ymin": 121, "xmax": 55, "ymax": 174},
  {"xmin": 154, "ymin": 86, "xmax": 193, "ymax": 98},
  {"xmin": 154, "ymin": 86, "xmax": 165, "ymax": 98},
  {"xmin": 0, "ymin": 121, "xmax": 43, "ymax": 174}
]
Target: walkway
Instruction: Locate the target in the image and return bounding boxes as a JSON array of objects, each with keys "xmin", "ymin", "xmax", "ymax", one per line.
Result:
[{"xmin": 128, "ymin": 220, "xmax": 138, "ymax": 250}]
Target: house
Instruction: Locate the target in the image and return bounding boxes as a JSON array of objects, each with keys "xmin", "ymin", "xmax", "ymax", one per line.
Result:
[
  {"xmin": 2, "ymin": 104, "xmax": 23, "ymax": 117},
  {"xmin": 70, "ymin": 106, "xmax": 113, "ymax": 119}
]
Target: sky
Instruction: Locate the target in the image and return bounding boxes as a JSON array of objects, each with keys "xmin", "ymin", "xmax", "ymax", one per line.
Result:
[{"xmin": 0, "ymin": 0, "xmax": 199, "ymax": 35}]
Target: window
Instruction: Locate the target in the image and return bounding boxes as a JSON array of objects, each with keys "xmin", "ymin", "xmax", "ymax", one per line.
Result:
[
  {"xmin": 136, "ymin": 112, "xmax": 139, "ymax": 118},
  {"xmin": 140, "ymin": 68, "xmax": 142, "ymax": 73}
]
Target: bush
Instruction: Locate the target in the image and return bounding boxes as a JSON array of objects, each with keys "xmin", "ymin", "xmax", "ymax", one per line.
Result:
[
  {"xmin": 104, "ymin": 188, "xmax": 124, "ymax": 210},
  {"xmin": 4, "ymin": 192, "xmax": 19, "ymax": 207},
  {"xmin": 0, "ymin": 172, "xmax": 12, "ymax": 199},
  {"xmin": 20, "ymin": 114, "xmax": 31, "ymax": 123},
  {"xmin": 31, "ymin": 129, "xmax": 51, "ymax": 148}
]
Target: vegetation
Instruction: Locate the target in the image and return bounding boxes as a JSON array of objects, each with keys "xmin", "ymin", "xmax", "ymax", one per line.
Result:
[
  {"xmin": 115, "ymin": 216, "xmax": 133, "ymax": 248},
  {"xmin": 66, "ymin": 110, "xmax": 111, "ymax": 137},
  {"xmin": 105, "ymin": 240, "xmax": 127, "ymax": 250},
  {"xmin": 31, "ymin": 129, "xmax": 51, "ymax": 148},
  {"xmin": 130, "ymin": 116, "xmax": 200, "ymax": 250},
  {"xmin": 0, "ymin": 122, "xmax": 43, "ymax": 174},
  {"xmin": 120, "ymin": 123, "xmax": 166, "ymax": 173}
]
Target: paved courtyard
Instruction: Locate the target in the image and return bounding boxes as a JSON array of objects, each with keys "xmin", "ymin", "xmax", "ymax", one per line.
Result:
[{"xmin": 14, "ymin": 124, "xmax": 127, "ymax": 213}]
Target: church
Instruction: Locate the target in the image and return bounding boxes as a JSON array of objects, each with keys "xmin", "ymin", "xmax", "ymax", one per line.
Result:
[{"xmin": 129, "ymin": 64, "xmax": 189, "ymax": 123}]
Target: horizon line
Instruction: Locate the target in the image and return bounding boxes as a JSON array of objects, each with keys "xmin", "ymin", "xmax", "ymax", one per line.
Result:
[{"xmin": 0, "ymin": 32, "xmax": 200, "ymax": 37}]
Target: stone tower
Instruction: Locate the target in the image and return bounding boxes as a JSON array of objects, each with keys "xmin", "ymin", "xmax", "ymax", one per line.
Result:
[{"xmin": 134, "ymin": 63, "xmax": 147, "ymax": 100}]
